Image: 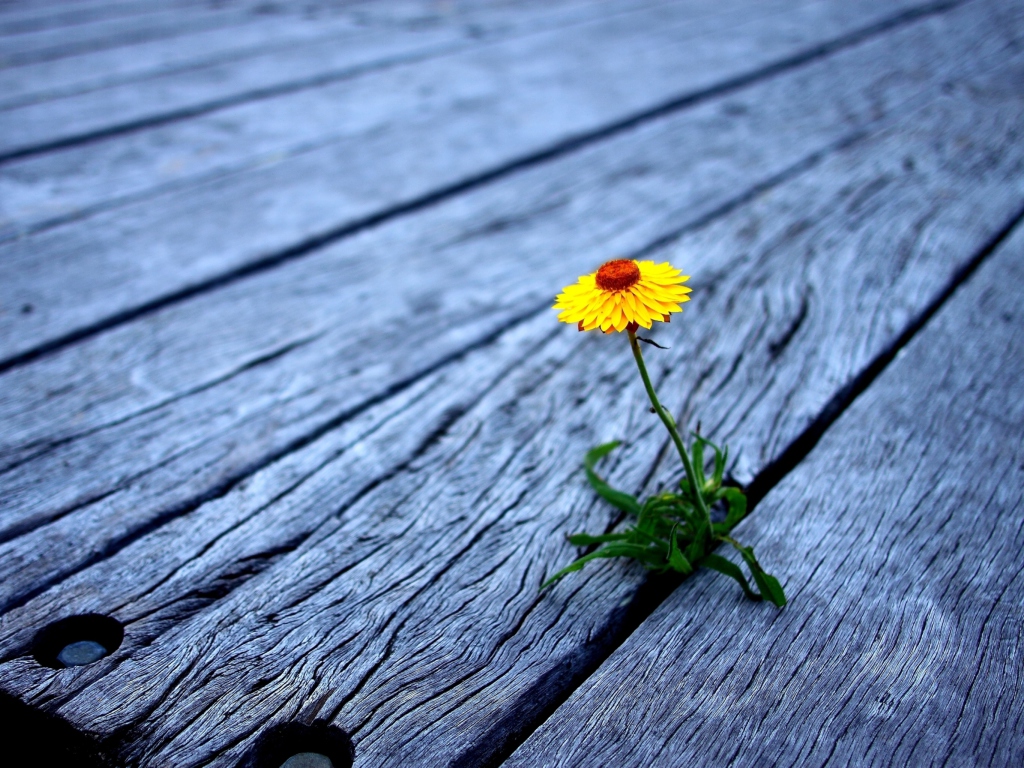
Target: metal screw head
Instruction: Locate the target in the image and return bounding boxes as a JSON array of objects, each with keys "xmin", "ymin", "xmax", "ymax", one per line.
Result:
[
  {"xmin": 280, "ymin": 753, "xmax": 334, "ymax": 768},
  {"xmin": 57, "ymin": 640, "xmax": 107, "ymax": 667}
]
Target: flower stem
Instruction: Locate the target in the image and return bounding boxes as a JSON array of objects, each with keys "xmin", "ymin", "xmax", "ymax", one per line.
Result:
[{"xmin": 627, "ymin": 329, "xmax": 713, "ymax": 536}]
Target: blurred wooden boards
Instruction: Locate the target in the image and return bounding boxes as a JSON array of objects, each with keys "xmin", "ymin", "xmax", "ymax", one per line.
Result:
[
  {"xmin": 503, "ymin": 176, "xmax": 1024, "ymax": 768},
  {"xmin": 0, "ymin": 0, "xmax": 644, "ymax": 148},
  {"xmin": 0, "ymin": 0, "xmax": 1022, "ymax": 766},
  {"xmin": 1, "ymin": 0, "xmax": 288, "ymax": 66},
  {"xmin": 0, "ymin": 0, "xmax": 939, "ymax": 363}
]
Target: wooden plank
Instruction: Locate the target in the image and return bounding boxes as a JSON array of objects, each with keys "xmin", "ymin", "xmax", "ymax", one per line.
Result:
[
  {"xmin": 0, "ymin": 0, "xmax": 682, "ymax": 157},
  {"xmin": 0, "ymin": 0, "xmax": 948, "ymax": 364},
  {"xmin": 0, "ymin": 6, "xmax": 397, "ymax": 110},
  {"xmin": 0, "ymin": 1, "xmax": 204, "ymax": 35},
  {"xmin": 1, "ymin": 4, "xmax": 1022, "ymax": 765},
  {"xmin": 0, "ymin": 0, "xmax": 1011, "ymax": 618},
  {"xmin": 0, "ymin": 0, "xmax": 615, "ymax": 113},
  {"xmin": 0, "ymin": 1, "xmax": 278, "ymax": 67},
  {"xmin": 502, "ymin": 192, "xmax": 1024, "ymax": 768},
  {"xmin": 0, "ymin": 0, "xmax": 783, "ymax": 236}
]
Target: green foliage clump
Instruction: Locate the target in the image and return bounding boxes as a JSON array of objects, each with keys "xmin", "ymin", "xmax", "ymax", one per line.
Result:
[{"xmin": 543, "ymin": 437, "xmax": 786, "ymax": 607}]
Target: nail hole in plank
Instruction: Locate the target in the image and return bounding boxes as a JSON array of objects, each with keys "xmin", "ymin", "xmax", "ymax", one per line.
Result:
[
  {"xmin": 246, "ymin": 721, "xmax": 354, "ymax": 768},
  {"xmin": 32, "ymin": 613, "xmax": 123, "ymax": 669}
]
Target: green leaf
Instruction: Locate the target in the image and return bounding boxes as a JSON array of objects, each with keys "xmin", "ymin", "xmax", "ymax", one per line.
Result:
[
  {"xmin": 639, "ymin": 520, "xmax": 664, "ymax": 542},
  {"xmin": 691, "ymin": 433, "xmax": 730, "ymax": 494},
  {"xmin": 713, "ymin": 444, "xmax": 727, "ymax": 487},
  {"xmin": 567, "ymin": 532, "xmax": 630, "ymax": 546},
  {"xmin": 719, "ymin": 486, "xmax": 748, "ymax": 529},
  {"xmin": 540, "ymin": 542, "xmax": 661, "ymax": 589},
  {"xmin": 758, "ymin": 571, "xmax": 787, "ymax": 608},
  {"xmin": 642, "ymin": 494, "xmax": 678, "ymax": 513},
  {"xmin": 737, "ymin": 546, "xmax": 787, "ymax": 607},
  {"xmin": 681, "ymin": 504, "xmax": 705, "ymax": 532},
  {"xmin": 636, "ymin": 499, "xmax": 656, "ymax": 523},
  {"xmin": 684, "ymin": 536, "xmax": 705, "ymax": 565},
  {"xmin": 692, "ymin": 438, "xmax": 706, "ymax": 488},
  {"xmin": 627, "ymin": 525, "xmax": 663, "ymax": 546},
  {"xmin": 584, "ymin": 442, "xmax": 642, "ymax": 516},
  {"xmin": 702, "ymin": 553, "xmax": 761, "ymax": 601},
  {"xmin": 719, "ymin": 536, "xmax": 787, "ymax": 608},
  {"xmin": 668, "ymin": 528, "xmax": 693, "ymax": 574},
  {"xmin": 653, "ymin": 492, "xmax": 701, "ymax": 530},
  {"xmin": 584, "ymin": 441, "xmax": 621, "ymax": 465}
]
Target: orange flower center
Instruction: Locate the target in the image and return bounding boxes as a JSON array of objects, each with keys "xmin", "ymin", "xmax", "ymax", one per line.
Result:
[{"xmin": 595, "ymin": 259, "xmax": 640, "ymax": 291}]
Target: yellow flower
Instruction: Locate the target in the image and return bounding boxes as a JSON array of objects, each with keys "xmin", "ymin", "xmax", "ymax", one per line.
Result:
[{"xmin": 553, "ymin": 258, "xmax": 691, "ymax": 333}]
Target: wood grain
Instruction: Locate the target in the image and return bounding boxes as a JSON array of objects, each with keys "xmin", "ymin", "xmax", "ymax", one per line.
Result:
[
  {"xmin": 0, "ymin": 0, "xmax": 1013, "ymax": 616},
  {"xmin": 0, "ymin": 0, "xmax": 204, "ymax": 34},
  {"xmin": 0, "ymin": 0, "xmax": 278, "ymax": 67},
  {"xmin": 0, "ymin": 0, "xmax": 748, "ymax": 164},
  {"xmin": 0, "ymin": 0, "xmax": 624, "ymax": 129},
  {"xmin": 503, "ymin": 177, "xmax": 1024, "ymax": 768},
  {"xmin": 0, "ymin": 0, "xmax": 941, "ymax": 362},
  {"xmin": 0, "ymin": 0, "xmax": 664, "ymax": 231},
  {"xmin": 1, "ymin": 3, "xmax": 1021, "ymax": 765},
  {"xmin": 0, "ymin": 2, "xmax": 437, "ymax": 111}
]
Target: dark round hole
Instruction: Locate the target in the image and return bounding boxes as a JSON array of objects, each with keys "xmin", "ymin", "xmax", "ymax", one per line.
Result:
[
  {"xmin": 245, "ymin": 721, "xmax": 354, "ymax": 768},
  {"xmin": 32, "ymin": 614, "xmax": 124, "ymax": 669}
]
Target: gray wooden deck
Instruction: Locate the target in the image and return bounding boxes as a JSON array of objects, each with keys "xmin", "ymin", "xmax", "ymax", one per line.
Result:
[{"xmin": 0, "ymin": 1, "xmax": 1021, "ymax": 766}]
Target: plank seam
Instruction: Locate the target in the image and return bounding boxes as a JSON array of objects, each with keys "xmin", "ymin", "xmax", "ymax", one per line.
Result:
[
  {"xmin": 0, "ymin": 330, "xmax": 326, "ymax": 481},
  {"xmin": 0, "ymin": 6, "xmax": 281, "ymax": 69},
  {"xmin": 0, "ymin": 0, "xmax": 682, "ymax": 114},
  {"xmin": 0, "ymin": 3, "xmax": 199, "ymax": 38}
]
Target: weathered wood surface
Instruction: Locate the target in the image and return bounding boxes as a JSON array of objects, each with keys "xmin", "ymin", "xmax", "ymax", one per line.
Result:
[
  {"xmin": 0, "ymin": 0, "xmax": 204, "ymax": 34},
  {"xmin": 0, "ymin": 2, "xmax": 459, "ymax": 111},
  {"xmin": 504, "ymin": 190, "xmax": 1024, "ymax": 768},
  {"xmin": 0, "ymin": 0, "xmax": 284, "ymax": 67},
  {"xmin": 0, "ymin": 0, "xmax": 944, "ymax": 364},
  {"xmin": 0, "ymin": 0, "xmax": 1014, "ymax": 620},
  {"xmin": 0, "ymin": 0, "xmax": 669, "ymax": 229},
  {"xmin": 0, "ymin": 1, "xmax": 1021, "ymax": 765},
  {"xmin": 0, "ymin": 0, "xmax": 627, "ymax": 151}
]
